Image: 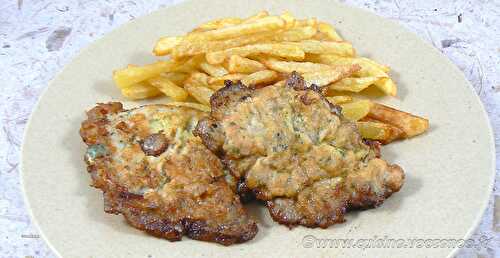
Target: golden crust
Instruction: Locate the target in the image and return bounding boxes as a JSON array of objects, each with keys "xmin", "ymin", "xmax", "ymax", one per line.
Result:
[
  {"xmin": 80, "ymin": 102, "xmax": 257, "ymax": 245},
  {"xmin": 195, "ymin": 73, "xmax": 404, "ymax": 228}
]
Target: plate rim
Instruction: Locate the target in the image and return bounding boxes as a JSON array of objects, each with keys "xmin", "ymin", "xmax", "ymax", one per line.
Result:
[{"xmin": 19, "ymin": 0, "xmax": 496, "ymax": 257}]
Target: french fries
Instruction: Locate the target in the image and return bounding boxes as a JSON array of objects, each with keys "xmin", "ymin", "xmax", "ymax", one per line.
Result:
[
  {"xmin": 243, "ymin": 11, "xmax": 270, "ymax": 24},
  {"xmin": 192, "ymin": 11, "xmax": 269, "ymax": 33},
  {"xmin": 173, "ymin": 55, "xmax": 205, "ymax": 73},
  {"xmin": 121, "ymin": 82, "xmax": 161, "ymax": 100},
  {"xmin": 200, "ymin": 62, "xmax": 228, "ymax": 77},
  {"xmin": 328, "ymin": 77, "xmax": 380, "ymax": 92},
  {"xmin": 360, "ymin": 57, "xmax": 390, "ymax": 73},
  {"xmin": 286, "ymin": 40, "xmax": 355, "ymax": 56},
  {"xmin": 147, "ymin": 76, "xmax": 188, "ymax": 101},
  {"xmin": 206, "ymin": 43, "xmax": 305, "ymax": 64},
  {"xmin": 272, "ymin": 26, "xmax": 317, "ymax": 42},
  {"xmin": 184, "ymin": 83, "xmax": 213, "ymax": 106},
  {"xmin": 340, "ymin": 99, "xmax": 373, "ymax": 121},
  {"xmin": 307, "ymin": 54, "xmax": 396, "ymax": 95},
  {"xmin": 171, "ymin": 27, "xmax": 315, "ymax": 59},
  {"xmin": 188, "ymin": 72, "xmax": 210, "ymax": 86},
  {"xmin": 228, "ymin": 55, "xmax": 266, "ymax": 73},
  {"xmin": 357, "ymin": 121, "xmax": 404, "ymax": 144},
  {"xmin": 153, "ymin": 36, "xmax": 182, "ymax": 56},
  {"xmin": 208, "ymin": 73, "xmax": 247, "ymax": 89},
  {"xmin": 241, "ymin": 70, "xmax": 278, "ymax": 86},
  {"xmin": 327, "ymin": 95, "xmax": 352, "ymax": 104},
  {"xmin": 315, "ymin": 22, "xmax": 342, "ymax": 41},
  {"xmin": 160, "ymin": 72, "xmax": 189, "ymax": 85},
  {"xmin": 263, "ymin": 59, "xmax": 331, "ymax": 73},
  {"xmin": 194, "ymin": 17, "xmax": 243, "ymax": 32},
  {"xmin": 172, "ymin": 32, "xmax": 271, "ymax": 58},
  {"xmin": 367, "ymin": 103, "xmax": 429, "ymax": 137},
  {"xmin": 307, "ymin": 55, "xmax": 389, "ymax": 74},
  {"xmin": 295, "ymin": 18, "xmax": 318, "ymax": 28},
  {"xmin": 373, "ymin": 77, "xmax": 397, "ymax": 96},
  {"xmin": 187, "ymin": 16, "xmax": 287, "ymax": 42},
  {"xmin": 113, "ymin": 11, "xmax": 428, "ymax": 145},
  {"xmin": 302, "ymin": 64, "xmax": 360, "ymax": 87},
  {"xmin": 113, "ymin": 61, "xmax": 175, "ymax": 88}
]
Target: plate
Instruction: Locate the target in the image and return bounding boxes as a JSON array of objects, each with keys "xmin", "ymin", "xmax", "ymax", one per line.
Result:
[{"xmin": 21, "ymin": 0, "xmax": 495, "ymax": 257}]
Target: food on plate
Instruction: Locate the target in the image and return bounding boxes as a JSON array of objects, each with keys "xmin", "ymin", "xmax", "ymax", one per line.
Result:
[
  {"xmin": 240, "ymin": 69, "xmax": 278, "ymax": 86},
  {"xmin": 147, "ymin": 76, "xmax": 189, "ymax": 101},
  {"xmin": 184, "ymin": 83, "xmax": 214, "ymax": 106},
  {"xmin": 267, "ymin": 158, "xmax": 404, "ymax": 227},
  {"xmin": 301, "ymin": 64, "xmax": 360, "ymax": 87},
  {"xmin": 112, "ymin": 11, "xmax": 427, "ymax": 144},
  {"xmin": 200, "ymin": 61, "xmax": 229, "ymax": 77},
  {"xmin": 339, "ymin": 99, "xmax": 373, "ymax": 121},
  {"xmin": 228, "ymin": 55, "xmax": 267, "ymax": 73},
  {"xmin": 326, "ymin": 95, "xmax": 352, "ymax": 104},
  {"xmin": 120, "ymin": 82, "xmax": 162, "ymax": 100},
  {"xmin": 262, "ymin": 58, "xmax": 332, "ymax": 73},
  {"xmin": 113, "ymin": 61, "xmax": 174, "ymax": 89},
  {"xmin": 286, "ymin": 40, "xmax": 355, "ymax": 56},
  {"xmin": 205, "ymin": 43, "xmax": 306, "ymax": 64},
  {"xmin": 367, "ymin": 102, "xmax": 429, "ymax": 138},
  {"xmin": 328, "ymin": 77, "xmax": 380, "ymax": 93},
  {"xmin": 356, "ymin": 120, "xmax": 404, "ymax": 144},
  {"xmin": 208, "ymin": 73, "xmax": 247, "ymax": 88},
  {"xmin": 194, "ymin": 73, "xmax": 404, "ymax": 227},
  {"xmin": 92, "ymin": 10, "xmax": 430, "ymax": 239},
  {"xmin": 79, "ymin": 103, "xmax": 257, "ymax": 245},
  {"xmin": 307, "ymin": 55, "xmax": 396, "ymax": 96}
]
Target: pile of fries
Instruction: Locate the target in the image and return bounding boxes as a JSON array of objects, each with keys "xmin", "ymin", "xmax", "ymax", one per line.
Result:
[{"xmin": 112, "ymin": 11, "xmax": 428, "ymax": 144}]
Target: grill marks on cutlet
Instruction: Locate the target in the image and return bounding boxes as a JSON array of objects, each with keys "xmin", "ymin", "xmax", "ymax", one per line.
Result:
[
  {"xmin": 80, "ymin": 103, "xmax": 257, "ymax": 245},
  {"xmin": 195, "ymin": 72, "xmax": 405, "ymax": 228}
]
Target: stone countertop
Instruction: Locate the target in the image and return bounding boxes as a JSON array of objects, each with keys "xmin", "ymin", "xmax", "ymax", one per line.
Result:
[{"xmin": 0, "ymin": 0, "xmax": 498, "ymax": 257}]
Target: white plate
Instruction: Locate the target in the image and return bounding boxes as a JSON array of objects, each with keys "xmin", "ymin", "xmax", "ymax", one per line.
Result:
[{"xmin": 21, "ymin": 0, "xmax": 495, "ymax": 257}]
